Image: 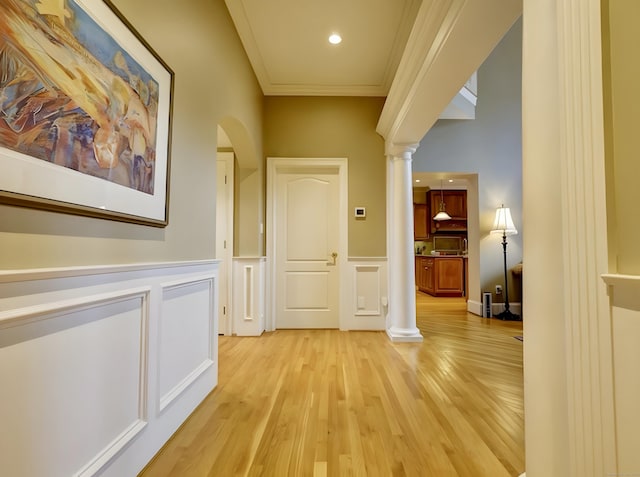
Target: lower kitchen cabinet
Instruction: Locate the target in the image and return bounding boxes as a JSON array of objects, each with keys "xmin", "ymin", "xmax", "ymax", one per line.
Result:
[{"xmin": 416, "ymin": 256, "xmax": 464, "ymax": 297}]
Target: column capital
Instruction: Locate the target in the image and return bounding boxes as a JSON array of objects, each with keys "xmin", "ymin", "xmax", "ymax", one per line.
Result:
[{"xmin": 385, "ymin": 141, "xmax": 420, "ymax": 159}]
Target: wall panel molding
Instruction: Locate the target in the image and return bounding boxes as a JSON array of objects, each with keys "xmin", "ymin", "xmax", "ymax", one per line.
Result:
[
  {"xmin": 243, "ymin": 265, "xmax": 254, "ymax": 321},
  {"xmin": 0, "ymin": 260, "xmax": 218, "ymax": 477},
  {"xmin": 345, "ymin": 259, "xmax": 388, "ymax": 330},
  {"xmin": 354, "ymin": 265, "xmax": 382, "ymax": 316},
  {"xmin": 232, "ymin": 257, "xmax": 265, "ymax": 336},
  {"xmin": 158, "ymin": 275, "xmax": 216, "ymax": 413}
]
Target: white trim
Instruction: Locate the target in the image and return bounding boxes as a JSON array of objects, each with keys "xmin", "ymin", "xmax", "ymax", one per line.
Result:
[
  {"xmin": 243, "ymin": 265, "xmax": 254, "ymax": 321},
  {"xmin": 467, "ymin": 299, "xmax": 482, "ymax": 316},
  {"xmin": 75, "ymin": 420, "xmax": 148, "ymax": 477},
  {"xmin": 347, "ymin": 256, "xmax": 388, "ymax": 262},
  {"xmin": 232, "ymin": 257, "xmax": 266, "ymax": 336},
  {"xmin": 377, "ymin": 0, "xmax": 465, "ymax": 139},
  {"xmin": 386, "ymin": 328, "xmax": 423, "ymax": 342},
  {"xmin": 223, "ymin": 0, "xmax": 420, "ymax": 97},
  {"xmin": 159, "ymin": 273, "xmax": 218, "ymax": 291},
  {"xmin": 0, "ymin": 287, "xmax": 151, "ymax": 328},
  {"xmin": 602, "ymin": 273, "xmax": 640, "ymax": 288},
  {"xmin": 377, "ymin": 0, "xmax": 521, "ymax": 142},
  {"xmin": 157, "ymin": 275, "xmax": 216, "ymax": 413},
  {"xmin": 158, "ymin": 360, "xmax": 214, "ymax": 413},
  {"xmin": 216, "ymin": 151, "xmax": 235, "ymax": 336},
  {"xmin": 0, "ymin": 259, "xmax": 219, "ymax": 283},
  {"xmin": 266, "ymin": 157, "xmax": 348, "ymax": 331}
]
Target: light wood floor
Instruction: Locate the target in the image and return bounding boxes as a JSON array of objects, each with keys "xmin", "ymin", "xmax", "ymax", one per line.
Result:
[{"xmin": 140, "ymin": 293, "xmax": 525, "ymax": 476}]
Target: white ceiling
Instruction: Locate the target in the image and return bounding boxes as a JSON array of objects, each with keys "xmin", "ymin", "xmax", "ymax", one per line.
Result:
[{"xmin": 224, "ymin": 0, "xmax": 422, "ymax": 96}]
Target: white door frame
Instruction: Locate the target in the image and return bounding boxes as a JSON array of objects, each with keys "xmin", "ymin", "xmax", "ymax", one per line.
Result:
[
  {"xmin": 216, "ymin": 151, "xmax": 235, "ymax": 336},
  {"xmin": 266, "ymin": 157, "xmax": 349, "ymax": 331}
]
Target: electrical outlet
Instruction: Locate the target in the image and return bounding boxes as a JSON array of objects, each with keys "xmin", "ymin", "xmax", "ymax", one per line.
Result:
[{"xmin": 495, "ymin": 285, "xmax": 503, "ymax": 295}]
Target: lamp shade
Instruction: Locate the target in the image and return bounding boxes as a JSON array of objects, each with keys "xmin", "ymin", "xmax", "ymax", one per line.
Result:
[
  {"xmin": 432, "ymin": 180, "xmax": 452, "ymax": 221},
  {"xmin": 433, "ymin": 210, "xmax": 452, "ymax": 221},
  {"xmin": 490, "ymin": 206, "xmax": 518, "ymax": 236}
]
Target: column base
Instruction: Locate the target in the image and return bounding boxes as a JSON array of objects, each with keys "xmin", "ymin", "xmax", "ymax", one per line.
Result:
[{"xmin": 386, "ymin": 327, "xmax": 423, "ymax": 342}]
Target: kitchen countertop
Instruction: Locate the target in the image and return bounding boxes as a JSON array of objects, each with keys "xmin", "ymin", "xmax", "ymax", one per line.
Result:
[{"xmin": 415, "ymin": 254, "xmax": 468, "ymax": 258}]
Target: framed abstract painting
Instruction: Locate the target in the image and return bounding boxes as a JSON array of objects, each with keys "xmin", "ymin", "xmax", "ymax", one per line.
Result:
[{"xmin": 0, "ymin": 0, "xmax": 174, "ymax": 226}]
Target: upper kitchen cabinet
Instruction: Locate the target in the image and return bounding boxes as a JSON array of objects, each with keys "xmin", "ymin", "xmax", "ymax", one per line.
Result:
[
  {"xmin": 413, "ymin": 187, "xmax": 430, "ymax": 240},
  {"xmin": 414, "ymin": 203, "xmax": 429, "ymax": 240},
  {"xmin": 429, "ymin": 190, "xmax": 467, "ymax": 233}
]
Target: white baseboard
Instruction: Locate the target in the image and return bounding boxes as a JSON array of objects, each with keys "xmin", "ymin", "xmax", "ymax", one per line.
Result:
[{"xmin": 467, "ymin": 300, "xmax": 482, "ymax": 315}]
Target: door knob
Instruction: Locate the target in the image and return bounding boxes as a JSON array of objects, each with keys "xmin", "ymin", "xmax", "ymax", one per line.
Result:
[{"xmin": 327, "ymin": 252, "xmax": 338, "ymax": 265}]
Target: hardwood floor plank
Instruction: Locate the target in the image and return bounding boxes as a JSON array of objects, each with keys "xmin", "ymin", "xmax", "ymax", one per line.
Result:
[{"xmin": 140, "ymin": 293, "xmax": 524, "ymax": 476}]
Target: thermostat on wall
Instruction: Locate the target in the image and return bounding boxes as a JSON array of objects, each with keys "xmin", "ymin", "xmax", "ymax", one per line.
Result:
[{"xmin": 354, "ymin": 207, "xmax": 366, "ymax": 218}]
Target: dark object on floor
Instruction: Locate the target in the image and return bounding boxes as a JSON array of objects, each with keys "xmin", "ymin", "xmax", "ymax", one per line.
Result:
[{"xmin": 514, "ymin": 336, "xmax": 523, "ymax": 342}]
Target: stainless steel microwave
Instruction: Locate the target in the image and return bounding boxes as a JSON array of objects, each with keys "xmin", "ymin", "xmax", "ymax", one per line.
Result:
[{"xmin": 433, "ymin": 235, "xmax": 463, "ymax": 254}]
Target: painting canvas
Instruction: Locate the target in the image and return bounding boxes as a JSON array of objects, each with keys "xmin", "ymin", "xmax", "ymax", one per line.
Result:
[{"xmin": 0, "ymin": 0, "xmax": 173, "ymax": 225}]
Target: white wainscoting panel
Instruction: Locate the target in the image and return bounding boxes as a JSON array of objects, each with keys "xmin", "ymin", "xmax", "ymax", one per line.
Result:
[
  {"xmin": 346, "ymin": 258, "xmax": 387, "ymax": 330},
  {"xmin": 0, "ymin": 260, "xmax": 218, "ymax": 477},
  {"xmin": 158, "ymin": 276, "xmax": 215, "ymax": 412},
  {"xmin": 602, "ymin": 274, "xmax": 640, "ymax": 474},
  {"xmin": 232, "ymin": 257, "xmax": 265, "ymax": 336}
]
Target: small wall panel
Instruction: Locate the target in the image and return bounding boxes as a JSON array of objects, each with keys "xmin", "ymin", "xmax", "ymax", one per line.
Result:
[
  {"xmin": 232, "ymin": 258, "xmax": 266, "ymax": 336},
  {"xmin": 158, "ymin": 277, "xmax": 214, "ymax": 412},
  {"xmin": 0, "ymin": 289, "xmax": 149, "ymax": 477},
  {"xmin": 243, "ymin": 265, "xmax": 254, "ymax": 320},
  {"xmin": 354, "ymin": 265, "xmax": 381, "ymax": 316},
  {"xmin": 344, "ymin": 259, "xmax": 387, "ymax": 331}
]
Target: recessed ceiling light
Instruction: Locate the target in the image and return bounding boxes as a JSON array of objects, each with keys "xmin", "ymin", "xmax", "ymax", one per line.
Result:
[
  {"xmin": 328, "ymin": 33, "xmax": 342, "ymax": 45},
  {"xmin": 448, "ymin": 179, "xmax": 454, "ymax": 183},
  {"xmin": 415, "ymin": 179, "xmax": 421, "ymax": 183}
]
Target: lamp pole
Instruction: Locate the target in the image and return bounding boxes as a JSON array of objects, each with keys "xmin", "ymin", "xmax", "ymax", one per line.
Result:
[
  {"xmin": 496, "ymin": 231, "xmax": 520, "ymax": 321},
  {"xmin": 491, "ymin": 205, "xmax": 520, "ymax": 321}
]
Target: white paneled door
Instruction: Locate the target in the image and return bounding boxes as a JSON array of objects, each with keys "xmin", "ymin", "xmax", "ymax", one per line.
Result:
[{"xmin": 275, "ymin": 171, "xmax": 340, "ymax": 328}]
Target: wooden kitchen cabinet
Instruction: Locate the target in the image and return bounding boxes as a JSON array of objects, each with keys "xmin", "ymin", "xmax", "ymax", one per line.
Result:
[
  {"xmin": 415, "ymin": 256, "xmax": 434, "ymax": 294},
  {"xmin": 424, "ymin": 258, "xmax": 435, "ymax": 294},
  {"xmin": 429, "ymin": 190, "xmax": 467, "ymax": 233},
  {"xmin": 433, "ymin": 257, "xmax": 464, "ymax": 296},
  {"xmin": 416, "ymin": 256, "xmax": 463, "ymax": 297},
  {"xmin": 413, "ymin": 203, "xmax": 429, "ymax": 240}
]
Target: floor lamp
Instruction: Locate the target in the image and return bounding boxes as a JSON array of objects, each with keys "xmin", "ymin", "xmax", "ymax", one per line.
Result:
[{"xmin": 491, "ymin": 205, "xmax": 520, "ymax": 321}]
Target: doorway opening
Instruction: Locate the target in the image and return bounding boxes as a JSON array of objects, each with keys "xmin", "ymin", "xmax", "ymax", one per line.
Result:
[
  {"xmin": 216, "ymin": 126, "xmax": 235, "ymax": 336},
  {"xmin": 411, "ymin": 172, "xmax": 481, "ymax": 314}
]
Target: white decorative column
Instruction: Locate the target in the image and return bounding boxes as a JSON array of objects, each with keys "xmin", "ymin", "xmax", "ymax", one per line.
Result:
[
  {"xmin": 523, "ymin": 0, "xmax": 616, "ymax": 475},
  {"xmin": 386, "ymin": 142, "xmax": 423, "ymax": 342}
]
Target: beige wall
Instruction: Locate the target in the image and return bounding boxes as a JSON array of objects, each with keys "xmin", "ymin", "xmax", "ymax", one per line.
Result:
[
  {"xmin": 0, "ymin": 0, "xmax": 263, "ymax": 269},
  {"xmin": 602, "ymin": 0, "xmax": 640, "ymax": 274},
  {"xmin": 263, "ymin": 96, "xmax": 387, "ymax": 257}
]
